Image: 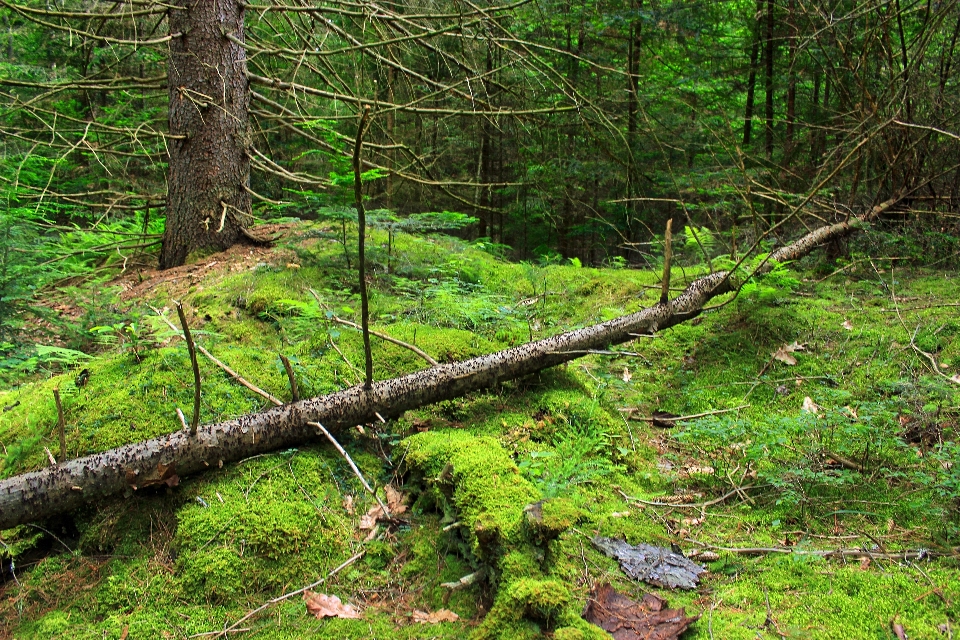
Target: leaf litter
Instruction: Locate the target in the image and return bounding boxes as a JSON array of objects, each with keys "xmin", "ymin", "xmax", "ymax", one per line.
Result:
[
  {"xmin": 303, "ymin": 591, "xmax": 361, "ymax": 619},
  {"xmin": 583, "ymin": 582, "xmax": 698, "ymax": 640}
]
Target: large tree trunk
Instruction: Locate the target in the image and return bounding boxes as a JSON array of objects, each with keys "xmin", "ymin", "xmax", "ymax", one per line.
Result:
[
  {"xmin": 0, "ymin": 195, "xmax": 903, "ymax": 531},
  {"xmin": 160, "ymin": 0, "xmax": 252, "ymax": 269}
]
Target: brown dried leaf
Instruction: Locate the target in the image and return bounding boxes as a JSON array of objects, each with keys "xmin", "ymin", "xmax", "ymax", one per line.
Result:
[
  {"xmin": 622, "ymin": 367, "xmax": 632, "ymax": 383},
  {"xmin": 384, "ymin": 484, "xmax": 408, "ymax": 515},
  {"xmin": 411, "ymin": 609, "xmax": 460, "ymax": 624},
  {"xmin": 359, "ymin": 508, "xmax": 380, "ymax": 530},
  {"xmin": 842, "ymin": 319, "xmax": 854, "ymax": 330},
  {"xmin": 772, "ymin": 341, "xmax": 805, "ymax": 365},
  {"xmin": 773, "ymin": 350, "xmax": 797, "ymax": 366},
  {"xmin": 801, "ymin": 396, "xmax": 822, "ymax": 416},
  {"xmin": 584, "ymin": 583, "xmax": 698, "ymax": 640},
  {"xmin": 304, "ymin": 591, "xmax": 361, "ymax": 619},
  {"xmin": 342, "ymin": 495, "xmax": 355, "ymax": 514}
]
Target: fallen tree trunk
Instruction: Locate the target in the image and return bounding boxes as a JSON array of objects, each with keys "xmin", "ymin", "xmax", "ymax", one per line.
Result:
[{"xmin": 0, "ymin": 195, "xmax": 902, "ymax": 530}]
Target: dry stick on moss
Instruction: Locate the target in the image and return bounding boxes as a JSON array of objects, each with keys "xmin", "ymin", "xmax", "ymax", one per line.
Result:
[
  {"xmin": 308, "ymin": 421, "xmax": 390, "ymax": 518},
  {"xmin": 175, "ymin": 301, "xmax": 202, "ymax": 435},
  {"xmin": 685, "ymin": 540, "xmax": 956, "ymax": 560},
  {"xmin": 52, "ymin": 389, "xmax": 66, "ymax": 463},
  {"xmin": 825, "ymin": 451, "xmax": 864, "ymax": 472},
  {"xmin": 194, "ymin": 551, "xmax": 365, "ymax": 639},
  {"xmin": 660, "ymin": 218, "xmax": 673, "ymax": 304},
  {"xmin": 308, "ymin": 288, "xmax": 439, "ymax": 366},
  {"xmin": 617, "ymin": 485, "xmax": 759, "ymax": 509},
  {"xmin": 150, "ymin": 305, "xmax": 283, "ymax": 407},
  {"xmin": 353, "ymin": 105, "xmax": 374, "ymax": 389},
  {"xmin": 279, "ymin": 354, "xmax": 299, "ymax": 402},
  {"xmin": 624, "ymin": 404, "xmax": 750, "ymax": 422},
  {"xmin": 888, "ymin": 269, "xmax": 960, "ymax": 386}
]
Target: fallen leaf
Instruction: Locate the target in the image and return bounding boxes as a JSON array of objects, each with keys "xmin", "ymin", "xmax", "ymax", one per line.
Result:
[
  {"xmin": 384, "ymin": 484, "xmax": 408, "ymax": 516},
  {"xmin": 950, "ymin": 374, "xmax": 960, "ymax": 384},
  {"xmin": 801, "ymin": 396, "xmax": 822, "ymax": 416},
  {"xmin": 773, "ymin": 350, "xmax": 797, "ymax": 366},
  {"xmin": 592, "ymin": 537, "xmax": 706, "ymax": 590},
  {"xmin": 859, "ymin": 556, "xmax": 871, "ymax": 570},
  {"xmin": 583, "ymin": 583, "xmax": 698, "ymax": 640},
  {"xmin": 772, "ymin": 341, "xmax": 805, "ymax": 365},
  {"xmin": 304, "ymin": 591, "xmax": 361, "ymax": 619},
  {"xmin": 343, "ymin": 495, "xmax": 355, "ymax": 514},
  {"xmin": 842, "ymin": 319, "xmax": 854, "ymax": 330},
  {"xmin": 412, "ymin": 609, "xmax": 460, "ymax": 624},
  {"xmin": 359, "ymin": 509, "xmax": 379, "ymax": 530},
  {"xmin": 622, "ymin": 367, "xmax": 632, "ymax": 383}
]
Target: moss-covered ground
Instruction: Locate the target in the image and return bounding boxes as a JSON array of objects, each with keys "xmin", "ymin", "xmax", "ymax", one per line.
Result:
[{"xmin": 1, "ymin": 220, "xmax": 958, "ymax": 638}]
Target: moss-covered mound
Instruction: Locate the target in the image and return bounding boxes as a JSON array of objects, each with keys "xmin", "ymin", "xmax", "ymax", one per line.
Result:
[{"xmin": 1, "ymin": 220, "xmax": 958, "ymax": 639}]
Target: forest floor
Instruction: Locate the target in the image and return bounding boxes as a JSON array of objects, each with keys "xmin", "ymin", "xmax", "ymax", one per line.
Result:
[{"xmin": 1, "ymin": 220, "xmax": 958, "ymax": 639}]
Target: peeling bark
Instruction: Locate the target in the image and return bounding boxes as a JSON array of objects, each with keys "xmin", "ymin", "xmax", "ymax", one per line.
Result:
[{"xmin": 0, "ymin": 195, "xmax": 903, "ymax": 531}]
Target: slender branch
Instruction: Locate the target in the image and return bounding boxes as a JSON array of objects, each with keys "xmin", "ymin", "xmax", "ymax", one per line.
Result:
[
  {"xmin": 53, "ymin": 389, "xmax": 66, "ymax": 464},
  {"xmin": 308, "ymin": 422, "xmax": 389, "ymax": 517},
  {"xmin": 354, "ymin": 106, "xmax": 374, "ymax": 390},
  {"xmin": 150, "ymin": 306, "xmax": 283, "ymax": 407},
  {"xmin": 308, "ymin": 289, "xmax": 438, "ymax": 367},
  {"xmin": 279, "ymin": 355, "xmax": 300, "ymax": 402},
  {"xmin": 193, "ymin": 551, "xmax": 365, "ymax": 639},
  {"xmin": 175, "ymin": 302, "xmax": 202, "ymax": 435},
  {"xmin": 660, "ymin": 218, "xmax": 673, "ymax": 304}
]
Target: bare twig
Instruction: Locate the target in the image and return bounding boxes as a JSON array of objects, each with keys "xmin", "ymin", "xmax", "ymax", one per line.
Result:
[
  {"xmin": 53, "ymin": 389, "xmax": 66, "ymax": 463},
  {"xmin": 308, "ymin": 421, "xmax": 390, "ymax": 518},
  {"xmin": 624, "ymin": 404, "xmax": 750, "ymax": 422},
  {"xmin": 150, "ymin": 305, "xmax": 283, "ymax": 407},
  {"xmin": 192, "ymin": 551, "xmax": 365, "ymax": 638},
  {"xmin": 308, "ymin": 289, "xmax": 438, "ymax": 366},
  {"xmin": 175, "ymin": 302, "xmax": 202, "ymax": 435},
  {"xmin": 279, "ymin": 354, "xmax": 299, "ymax": 402},
  {"xmin": 825, "ymin": 451, "xmax": 864, "ymax": 472},
  {"xmin": 176, "ymin": 408, "xmax": 189, "ymax": 431},
  {"xmin": 686, "ymin": 539, "xmax": 955, "ymax": 560},
  {"xmin": 660, "ymin": 218, "xmax": 673, "ymax": 304},
  {"xmin": 354, "ymin": 106, "xmax": 374, "ymax": 390},
  {"xmin": 618, "ymin": 485, "xmax": 758, "ymax": 509}
]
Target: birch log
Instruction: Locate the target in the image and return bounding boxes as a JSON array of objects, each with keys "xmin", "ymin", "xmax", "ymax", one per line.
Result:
[{"xmin": 0, "ymin": 194, "xmax": 902, "ymax": 530}]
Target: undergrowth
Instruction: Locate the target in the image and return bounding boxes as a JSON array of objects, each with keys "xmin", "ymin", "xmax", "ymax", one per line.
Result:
[{"xmin": 0, "ymin": 219, "xmax": 958, "ymax": 639}]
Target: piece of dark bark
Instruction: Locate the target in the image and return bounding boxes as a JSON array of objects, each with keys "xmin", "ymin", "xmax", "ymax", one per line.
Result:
[
  {"xmin": 584, "ymin": 582, "xmax": 698, "ymax": 640},
  {"xmin": 651, "ymin": 411, "xmax": 681, "ymax": 428},
  {"xmin": 593, "ymin": 537, "xmax": 706, "ymax": 590}
]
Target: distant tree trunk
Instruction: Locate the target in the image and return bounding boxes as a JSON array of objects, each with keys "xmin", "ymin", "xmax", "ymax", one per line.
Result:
[
  {"xmin": 742, "ymin": 0, "xmax": 763, "ymax": 146},
  {"xmin": 785, "ymin": 0, "xmax": 797, "ymax": 158},
  {"xmin": 763, "ymin": 0, "xmax": 775, "ymax": 160},
  {"xmin": 160, "ymin": 0, "xmax": 252, "ymax": 269}
]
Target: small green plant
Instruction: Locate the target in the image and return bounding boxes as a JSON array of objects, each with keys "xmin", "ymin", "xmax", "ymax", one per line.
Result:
[
  {"xmin": 519, "ymin": 413, "xmax": 621, "ymax": 500},
  {"xmin": 89, "ymin": 321, "xmax": 155, "ymax": 362}
]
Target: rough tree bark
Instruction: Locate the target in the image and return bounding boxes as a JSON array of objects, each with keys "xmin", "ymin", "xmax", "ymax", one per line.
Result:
[
  {"xmin": 0, "ymin": 195, "xmax": 903, "ymax": 530},
  {"xmin": 160, "ymin": 0, "xmax": 253, "ymax": 269}
]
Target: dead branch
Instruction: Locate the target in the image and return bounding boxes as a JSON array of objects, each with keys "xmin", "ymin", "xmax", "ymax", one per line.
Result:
[{"xmin": 0, "ymin": 194, "xmax": 903, "ymax": 530}]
